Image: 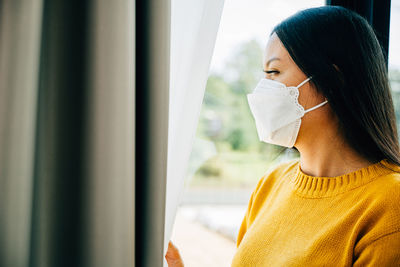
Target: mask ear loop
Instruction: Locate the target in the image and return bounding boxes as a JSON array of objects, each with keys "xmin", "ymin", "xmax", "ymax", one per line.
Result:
[
  {"xmin": 296, "ymin": 76, "xmax": 312, "ymax": 89},
  {"xmin": 296, "ymin": 76, "xmax": 329, "ymax": 113},
  {"xmin": 304, "ymin": 99, "xmax": 329, "ymax": 113}
]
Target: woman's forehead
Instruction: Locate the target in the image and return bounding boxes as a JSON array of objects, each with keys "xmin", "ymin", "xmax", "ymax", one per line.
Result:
[{"xmin": 263, "ymin": 34, "xmax": 292, "ymax": 67}]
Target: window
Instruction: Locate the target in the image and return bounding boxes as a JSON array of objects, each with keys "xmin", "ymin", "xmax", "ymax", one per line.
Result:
[
  {"xmin": 171, "ymin": 1, "xmax": 325, "ymax": 265},
  {"xmin": 389, "ymin": 0, "xmax": 400, "ymax": 137}
]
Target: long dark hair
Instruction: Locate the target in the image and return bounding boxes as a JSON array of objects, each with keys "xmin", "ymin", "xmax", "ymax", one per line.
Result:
[{"xmin": 272, "ymin": 6, "xmax": 400, "ymax": 166}]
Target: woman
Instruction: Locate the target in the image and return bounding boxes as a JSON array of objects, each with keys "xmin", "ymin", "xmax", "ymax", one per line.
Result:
[{"xmin": 166, "ymin": 6, "xmax": 400, "ymax": 266}]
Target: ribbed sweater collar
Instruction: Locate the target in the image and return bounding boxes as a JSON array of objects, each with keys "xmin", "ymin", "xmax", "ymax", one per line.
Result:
[{"xmin": 290, "ymin": 158, "xmax": 399, "ymax": 198}]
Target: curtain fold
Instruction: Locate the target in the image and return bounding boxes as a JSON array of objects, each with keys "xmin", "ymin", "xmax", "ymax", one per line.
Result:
[
  {"xmin": 164, "ymin": 0, "xmax": 225, "ymax": 263},
  {"xmin": 0, "ymin": 1, "xmax": 43, "ymax": 265},
  {"xmin": 82, "ymin": 1, "xmax": 134, "ymax": 266},
  {"xmin": 0, "ymin": 1, "xmax": 134, "ymax": 266},
  {"xmin": 135, "ymin": 0, "xmax": 170, "ymax": 266}
]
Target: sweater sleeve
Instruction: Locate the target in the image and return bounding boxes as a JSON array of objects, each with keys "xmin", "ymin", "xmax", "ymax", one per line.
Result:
[
  {"xmin": 235, "ymin": 175, "xmax": 265, "ymax": 248},
  {"xmin": 353, "ymin": 231, "xmax": 400, "ymax": 266},
  {"xmin": 235, "ymin": 160, "xmax": 295, "ymax": 248},
  {"xmin": 235, "ymin": 185, "xmax": 257, "ymax": 248}
]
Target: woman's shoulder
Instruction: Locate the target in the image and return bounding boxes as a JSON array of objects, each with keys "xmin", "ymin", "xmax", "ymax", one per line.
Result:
[
  {"xmin": 251, "ymin": 158, "xmax": 300, "ymax": 197},
  {"xmin": 368, "ymin": 159, "xmax": 400, "ymax": 196},
  {"xmin": 355, "ymin": 160, "xmax": 400, "ymax": 249}
]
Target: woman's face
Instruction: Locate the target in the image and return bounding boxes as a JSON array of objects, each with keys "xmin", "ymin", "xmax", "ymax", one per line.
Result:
[{"xmin": 263, "ymin": 32, "xmax": 332, "ymax": 147}]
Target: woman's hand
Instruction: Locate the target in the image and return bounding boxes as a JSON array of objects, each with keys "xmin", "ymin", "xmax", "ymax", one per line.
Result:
[{"xmin": 165, "ymin": 240, "xmax": 184, "ymax": 267}]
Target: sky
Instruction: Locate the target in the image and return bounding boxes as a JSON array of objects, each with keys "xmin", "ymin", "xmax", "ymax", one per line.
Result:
[{"xmin": 209, "ymin": 0, "xmax": 400, "ymax": 73}]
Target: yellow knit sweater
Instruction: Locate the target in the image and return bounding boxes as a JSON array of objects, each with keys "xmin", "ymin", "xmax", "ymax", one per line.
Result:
[{"xmin": 231, "ymin": 158, "xmax": 400, "ymax": 266}]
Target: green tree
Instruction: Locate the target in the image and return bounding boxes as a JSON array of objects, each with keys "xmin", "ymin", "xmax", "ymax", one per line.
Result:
[{"xmin": 198, "ymin": 38, "xmax": 281, "ymax": 154}]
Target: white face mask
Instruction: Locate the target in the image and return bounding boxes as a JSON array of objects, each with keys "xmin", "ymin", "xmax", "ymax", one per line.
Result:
[{"xmin": 246, "ymin": 77, "xmax": 328, "ymax": 148}]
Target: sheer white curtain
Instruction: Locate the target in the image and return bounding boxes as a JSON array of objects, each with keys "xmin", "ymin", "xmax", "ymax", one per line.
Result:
[{"xmin": 164, "ymin": 0, "xmax": 225, "ymax": 263}]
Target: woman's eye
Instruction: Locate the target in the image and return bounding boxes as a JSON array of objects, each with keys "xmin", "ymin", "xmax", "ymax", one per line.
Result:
[{"xmin": 264, "ymin": 70, "xmax": 279, "ymax": 74}]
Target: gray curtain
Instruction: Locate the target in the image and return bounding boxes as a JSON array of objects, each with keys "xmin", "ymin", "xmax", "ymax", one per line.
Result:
[
  {"xmin": 135, "ymin": 0, "xmax": 170, "ymax": 266},
  {"xmin": 0, "ymin": 0, "xmax": 136, "ymax": 266}
]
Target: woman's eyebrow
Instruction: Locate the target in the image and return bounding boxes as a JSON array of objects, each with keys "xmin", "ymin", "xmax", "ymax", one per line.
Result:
[{"xmin": 265, "ymin": 57, "xmax": 281, "ymax": 67}]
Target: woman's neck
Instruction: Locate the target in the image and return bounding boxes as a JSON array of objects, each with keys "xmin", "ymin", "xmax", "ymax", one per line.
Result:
[{"xmin": 295, "ymin": 133, "xmax": 376, "ymax": 178}]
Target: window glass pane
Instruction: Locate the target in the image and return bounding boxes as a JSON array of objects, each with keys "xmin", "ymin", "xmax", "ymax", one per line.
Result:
[
  {"xmin": 389, "ymin": 0, "xmax": 400, "ymax": 138},
  {"xmin": 171, "ymin": 1, "xmax": 324, "ymax": 266}
]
